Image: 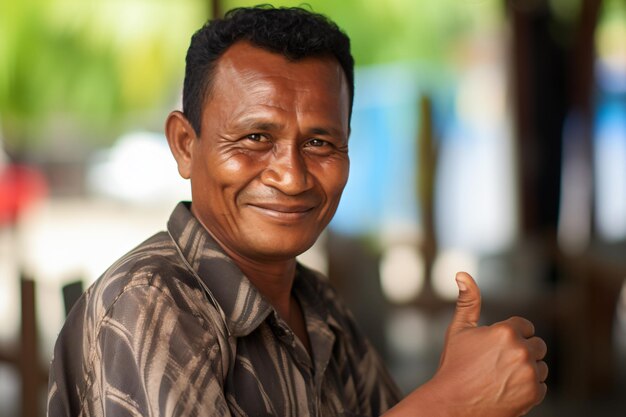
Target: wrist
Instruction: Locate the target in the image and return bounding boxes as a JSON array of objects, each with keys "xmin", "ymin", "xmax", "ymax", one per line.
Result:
[{"xmin": 382, "ymin": 380, "xmax": 455, "ymax": 417}]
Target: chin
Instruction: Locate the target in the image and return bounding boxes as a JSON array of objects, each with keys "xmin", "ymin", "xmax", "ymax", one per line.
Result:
[{"xmin": 246, "ymin": 236, "xmax": 318, "ymax": 260}]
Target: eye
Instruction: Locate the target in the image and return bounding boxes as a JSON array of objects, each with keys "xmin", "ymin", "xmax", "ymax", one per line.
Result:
[
  {"xmin": 245, "ymin": 133, "xmax": 269, "ymax": 142},
  {"xmin": 303, "ymin": 137, "xmax": 342, "ymax": 156},
  {"xmin": 305, "ymin": 138, "xmax": 328, "ymax": 148}
]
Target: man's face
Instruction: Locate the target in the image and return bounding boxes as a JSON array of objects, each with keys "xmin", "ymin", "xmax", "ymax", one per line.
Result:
[{"xmin": 187, "ymin": 42, "xmax": 350, "ymax": 262}]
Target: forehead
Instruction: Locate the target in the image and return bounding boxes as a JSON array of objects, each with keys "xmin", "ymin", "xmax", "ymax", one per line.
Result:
[{"xmin": 209, "ymin": 41, "xmax": 348, "ymax": 104}]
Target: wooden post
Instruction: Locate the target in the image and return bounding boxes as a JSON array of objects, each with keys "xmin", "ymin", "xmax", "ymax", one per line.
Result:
[
  {"xmin": 210, "ymin": 0, "xmax": 222, "ymax": 19},
  {"xmin": 20, "ymin": 277, "xmax": 39, "ymax": 417},
  {"xmin": 418, "ymin": 95, "xmax": 437, "ymax": 290}
]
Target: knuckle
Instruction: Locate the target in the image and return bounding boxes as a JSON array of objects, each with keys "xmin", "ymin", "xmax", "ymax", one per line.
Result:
[
  {"xmin": 494, "ymin": 322, "xmax": 518, "ymax": 342},
  {"xmin": 512, "ymin": 315, "xmax": 535, "ymax": 332},
  {"xmin": 516, "ymin": 345, "xmax": 532, "ymax": 362},
  {"xmin": 519, "ymin": 360, "xmax": 536, "ymax": 380},
  {"xmin": 530, "ymin": 336, "xmax": 548, "ymax": 358}
]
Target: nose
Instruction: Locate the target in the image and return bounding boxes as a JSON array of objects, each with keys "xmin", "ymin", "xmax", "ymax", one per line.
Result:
[{"xmin": 260, "ymin": 144, "xmax": 314, "ymax": 195}]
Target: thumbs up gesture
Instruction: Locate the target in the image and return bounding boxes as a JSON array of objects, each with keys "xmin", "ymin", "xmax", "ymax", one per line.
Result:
[
  {"xmin": 385, "ymin": 272, "xmax": 548, "ymax": 417},
  {"xmin": 431, "ymin": 272, "xmax": 548, "ymax": 416}
]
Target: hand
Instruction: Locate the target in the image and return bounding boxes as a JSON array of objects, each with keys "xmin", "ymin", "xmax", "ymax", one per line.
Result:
[
  {"xmin": 428, "ymin": 272, "xmax": 548, "ymax": 417},
  {"xmin": 383, "ymin": 272, "xmax": 548, "ymax": 417}
]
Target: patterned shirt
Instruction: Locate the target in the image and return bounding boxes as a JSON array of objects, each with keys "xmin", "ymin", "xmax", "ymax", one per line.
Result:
[{"xmin": 47, "ymin": 202, "xmax": 401, "ymax": 417}]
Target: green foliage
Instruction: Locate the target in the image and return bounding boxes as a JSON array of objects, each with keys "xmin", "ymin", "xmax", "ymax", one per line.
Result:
[
  {"xmin": 0, "ymin": 0, "xmax": 502, "ymax": 153},
  {"xmin": 0, "ymin": 0, "xmax": 204, "ymax": 152},
  {"xmin": 224, "ymin": 0, "xmax": 503, "ymax": 66}
]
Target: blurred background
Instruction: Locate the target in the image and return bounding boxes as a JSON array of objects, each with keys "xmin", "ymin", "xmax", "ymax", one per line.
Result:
[{"xmin": 0, "ymin": 0, "xmax": 625, "ymax": 415}]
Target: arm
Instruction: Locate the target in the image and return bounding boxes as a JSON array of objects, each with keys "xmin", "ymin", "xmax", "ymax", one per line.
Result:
[
  {"xmin": 49, "ymin": 283, "xmax": 233, "ymax": 417},
  {"xmin": 384, "ymin": 272, "xmax": 548, "ymax": 417},
  {"xmin": 96, "ymin": 285, "xmax": 233, "ymax": 416}
]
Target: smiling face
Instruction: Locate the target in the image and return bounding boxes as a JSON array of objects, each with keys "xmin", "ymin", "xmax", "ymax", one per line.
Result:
[{"xmin": 166, "ymin": 42, "xmax": 350, "ymax": 263}]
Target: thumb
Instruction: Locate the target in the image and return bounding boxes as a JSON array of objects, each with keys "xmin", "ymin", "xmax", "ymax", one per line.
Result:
[{"xmin": 448, "ymin": 271, "xmax": 482, "ymax": 334}]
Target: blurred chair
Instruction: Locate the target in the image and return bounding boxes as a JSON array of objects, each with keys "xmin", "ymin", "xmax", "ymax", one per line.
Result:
[
  {"xmin": 558, "ymin": 241, "xmax": 626, "ymax": 399},
  {"xmin": 62, "ymin": 280, "xmax": 84, "ymax": 316},
  {"xmin": 0, "ymin": 276, "xmax": 48, "ymax": 417}
]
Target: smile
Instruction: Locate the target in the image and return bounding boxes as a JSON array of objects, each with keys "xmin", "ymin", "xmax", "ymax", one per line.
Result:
[{"xmin": 246, "ymin": 203, "xmax": 316, "ymax": 221}]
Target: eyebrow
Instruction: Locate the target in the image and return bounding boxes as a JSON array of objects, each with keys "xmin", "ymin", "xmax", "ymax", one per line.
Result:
[
  {"xmin": 235, "ymin": 118, "xmax": 284, "ymax": 132},
  {"xmin": 309, "ymin": 127, "xmax": 334, "ymax": 136},
  {"xmin": 235, "ymin": 117, "xmax": 345, "ymax": 138}
]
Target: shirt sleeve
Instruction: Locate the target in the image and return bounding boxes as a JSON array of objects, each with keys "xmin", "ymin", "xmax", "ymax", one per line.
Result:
[{"xmin": 48, "ymin": 283, "xmax": 233, "ymax": 417}]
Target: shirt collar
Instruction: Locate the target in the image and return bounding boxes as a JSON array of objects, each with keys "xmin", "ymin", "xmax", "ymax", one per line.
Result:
[
  {"xmin": 167, "ymin": 201, "xmax": 342, "ymax": 345},
  {"xmin": 167, "ymin": 201, "xmax": 273, "ymax": 337}
]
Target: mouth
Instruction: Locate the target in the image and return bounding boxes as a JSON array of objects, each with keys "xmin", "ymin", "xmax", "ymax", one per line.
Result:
[{"xmin": 246, "ymin": 202, "xmax": 316, "ymax": 221}]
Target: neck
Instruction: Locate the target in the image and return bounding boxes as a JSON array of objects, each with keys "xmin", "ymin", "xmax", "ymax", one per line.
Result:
[
  {"xmin": 198, "ymin": 221, "xmax": 311, "ymax": 354},
  {"xmin": 235, "ymin": 256, "xmax": 298, "ymax": 312},
  {"xmin": 234, "ymin": 255, "xmax": 310, "ymax": 355},
  {"xmin": 200, "ymin": 226, "xmax": 298, "ymax": 319},
  {"xmin": 232, "ymin": 254, "xmax": 300, "ymax": 328}
]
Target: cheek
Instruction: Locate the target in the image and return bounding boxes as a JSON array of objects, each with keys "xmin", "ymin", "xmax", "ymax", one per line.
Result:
[
  {"xmin": 318, "ymin": 159, "xmax": 350, "ymax": 200},
  {"xmin": 205, "ymin": 153, "xmax": 261, "ymax": 187},
  {"xmin": 219, "ymin": 154, "xmax": 248, "ymax": 174},
  {"xmin": 190, "ymin": 152, "xmax": 255, "ymax": 209}
]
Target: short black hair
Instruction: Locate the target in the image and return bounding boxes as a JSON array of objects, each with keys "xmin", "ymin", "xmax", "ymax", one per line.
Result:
[{"xmin": 182, "ymin": 5, "xmax": 354, "ymax": 135}]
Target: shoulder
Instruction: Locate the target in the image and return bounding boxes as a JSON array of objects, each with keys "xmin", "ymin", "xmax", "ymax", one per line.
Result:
[
  {"xmin": 85, "ymin": 232, "xmax": 205, "ymax": 318},
  {"xmin": 58, "ymin": 230, "xmax": 227, "ymax": 359},
  {"xmin": 48, "ymin": 232, "xmax": 232, "ymax": 417}
]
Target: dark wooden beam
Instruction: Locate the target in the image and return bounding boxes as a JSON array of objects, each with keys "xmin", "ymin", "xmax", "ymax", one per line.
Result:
[
  {"xmin": 0, "ymin": 277, "xmax": 49, "ymax": 417},
  {"xmin": 20, "ymin": 277, "xmax": 40, "ymax": 417},
  {"xmin": 210, "ymin": 0, "xmax": 222, "ymax": 19}
]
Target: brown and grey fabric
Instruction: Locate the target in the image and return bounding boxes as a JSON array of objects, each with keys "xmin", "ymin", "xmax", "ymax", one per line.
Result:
[{"xmin": 47, "ymin": 202, "xmax": 401, "ymax": 417}]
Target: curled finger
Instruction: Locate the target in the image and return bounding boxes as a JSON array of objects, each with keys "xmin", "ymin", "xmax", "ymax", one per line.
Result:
[
  {"xmin": 536, "ymin": 360, "xmax": 549, "ymax": 383},
  {"xmin": 504, "ymin": 316, "xmax": 535, "ymax": 338},
  {"xmin": 526, "ymin": 336, "xmax": 548, "ymax": 360}
]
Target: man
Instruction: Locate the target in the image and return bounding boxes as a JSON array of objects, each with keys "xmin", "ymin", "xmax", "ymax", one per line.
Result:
[{"xmin": 48, "ymin": 6, "xmax": 548, "ymax": 417}]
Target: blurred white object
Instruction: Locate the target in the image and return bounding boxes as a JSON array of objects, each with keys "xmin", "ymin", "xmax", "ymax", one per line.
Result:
[
  {"xmin": 432, "ymin": 249, "xmax": 479, "ymax": 301},
  {"xmin": 87, "ymin": 131, "xmax": 190, "ymax": 205},
  {"xmin": 379, "ymin": 244, "xmax": 425, "ymax": 303}
]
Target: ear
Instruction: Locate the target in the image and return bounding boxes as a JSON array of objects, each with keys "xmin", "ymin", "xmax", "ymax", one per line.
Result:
[{"xmin": 165, "ymin": 111, "xmax": 196, "ymax": 179}]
